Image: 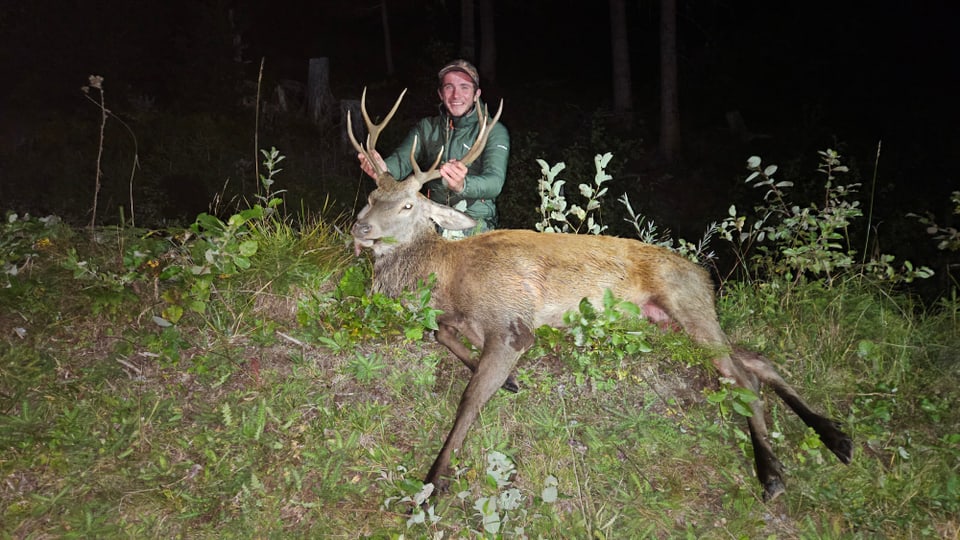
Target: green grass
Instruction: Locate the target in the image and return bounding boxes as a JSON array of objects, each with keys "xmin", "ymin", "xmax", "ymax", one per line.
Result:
[{"xmin": 1, "ymin": 213, "xmax": 958, "ymax": 539}]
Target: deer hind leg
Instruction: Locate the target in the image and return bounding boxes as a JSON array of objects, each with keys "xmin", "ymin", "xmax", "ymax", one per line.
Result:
[
  {"xmin": 425, "ymin": 321, "xmax": 535, "ymax": 492},
  {"xmin": 436, "ymin": 316, "xmax": 519, "ymax": 393},
  {"xmin": 661, "ymin": 304, "xmax": 788, "ymax": 500},
  {"xmin": 713, "ymin": 352, "xmax": 788, "ymax": 501},
  {"xmin": 735, "ymin": 348, "xmax": 853, "ymax": 464}
]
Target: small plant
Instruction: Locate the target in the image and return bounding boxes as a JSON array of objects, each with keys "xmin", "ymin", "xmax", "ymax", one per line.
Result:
[
  {"xmin": 157, "ymin": 147, "xmax": 302, "ymax": 326},
  {"xmin": 704, "ymin": 376, "xmax": 758, "ymax": 419},
  {"xmin": 380, "ymin": 450, "xmax": 557, "ymax": 536},
  {"xmin": 382, "ymin": 466, "xmax": 441, "ymax": 529},
  {"xmin": 345, "ymin": 351, "xmax": 387, "ymax": 383},
  {"xmin": 155, "ymin": 207, "xmax": 263, "ymax": 325},
  {"xmin": 466, "ymin": 451, "xmax": 525, "ymax": 536},
  {"xmin": 620, "ymin": 193, "xmax": 718, "ymax": 264},
  {"xmin": 1, "ymin": 213, "xmax": 65, "ymax": 287},
  {"xmin": 535, "ymin": 152, "xmax": 612, "ymax": 235},
  {"xmin": 254, "ymin": 146, "xmax": 288, "ymax": 216},
  {"xmin": 532, "ymin": 289, "xmax": 656, "ymax": 391},
  {"xmin": 300, "ymin": 263, "xmax": 443, "ymax": 347}
]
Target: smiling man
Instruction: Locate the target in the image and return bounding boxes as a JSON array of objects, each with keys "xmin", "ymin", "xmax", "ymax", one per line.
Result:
[{"xmin": 357, "ymin": 59, "xmax": 510, "ymax": 233}]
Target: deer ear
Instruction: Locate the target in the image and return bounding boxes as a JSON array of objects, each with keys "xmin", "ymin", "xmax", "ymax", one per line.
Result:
[{"xmin": 426, "ymin": 200, "xmax": 478, "ymax": 230}]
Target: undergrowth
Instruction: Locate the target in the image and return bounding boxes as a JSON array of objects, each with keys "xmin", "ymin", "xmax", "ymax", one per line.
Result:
[{"xmin": 1, "ymin": 140, "xmax": 959, "ymax": 538}]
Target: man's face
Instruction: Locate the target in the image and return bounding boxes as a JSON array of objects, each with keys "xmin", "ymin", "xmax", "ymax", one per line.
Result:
[{"xmin": 438, "ymin": 71, "xmax": 480, "ymax": 118}]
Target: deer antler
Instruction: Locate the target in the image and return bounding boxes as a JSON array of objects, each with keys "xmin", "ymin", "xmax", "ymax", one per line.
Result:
[
  {"xmin": 347, "ymin": 87, "xmax": 407, "ymax": 181},
  {"xmin": 460, "ymin": 99, "xmax": 504, "ymax": 167},
  {"xmin": 408, "ymin": 98, "xmax": 505, "ymax": 188},
  {"xmin": 409, "ymin": 136, "xmax": 445, "ymax": 187}
]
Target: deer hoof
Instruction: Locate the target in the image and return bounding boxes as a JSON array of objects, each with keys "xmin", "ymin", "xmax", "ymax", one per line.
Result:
[
  {"xmin": 762, "ymin": 478, "xmax": 786, "ymax": 502},
  {"xmin": 426, "ymin": 475, "xmax": 450, "ymax": 494},
  {"xmin": 501, "ymin": 375, "xmax": 520, "ymax": 393}
]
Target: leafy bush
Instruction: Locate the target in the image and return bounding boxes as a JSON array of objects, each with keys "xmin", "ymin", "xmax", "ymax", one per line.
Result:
[
  {"xmin": 911, "ymin": 190, "xmax": 960, "ymax": 252},
  {"xmin": 718, "ymin": 150, "xmax": 933, "ymax": 285},
  {"xmin": 298, "ymin": 263, "xmax": 442, "ymax": 350}
]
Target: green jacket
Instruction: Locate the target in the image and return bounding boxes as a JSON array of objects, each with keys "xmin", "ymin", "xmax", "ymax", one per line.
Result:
[{"xmin": 383, "ymin": 100, "xmax": 510, "ymax": 230}]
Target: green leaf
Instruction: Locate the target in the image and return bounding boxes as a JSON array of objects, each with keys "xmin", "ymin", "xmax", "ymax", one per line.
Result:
[
  {"xmin": 161, "ymin": 305, "xmax": 183, "ymax": 324},
  {"xmin": 578, "ymin": 297, "xmax": 597, "ymax": 320},
  {"xmin": 732, "ymin": 400, "xmax": 754, "ymax": 417},
  {"xmin": 541, "ymin": 475, "xmax": 559, "ymax": 503},
  {"xmin": 706, "ymin": 390, "xmax": 727, "ymax": 404},
  {"xmin": 423, "ymin": 310, "xmax": 439, "ymax": 331},
  {"xmin": 618, "ymin": 301, "xmax": 641, "ymax": 317},
  {"xmin": 238, "ymin": 240, "xmax": 259, "ymax": 257},
  {"xmin": 193, "ymin": 213, "xmax": 224, "ymax": 232},
  {"xmin": 733, "ymin": 387, "xmax": 759, "ymax": 403}
]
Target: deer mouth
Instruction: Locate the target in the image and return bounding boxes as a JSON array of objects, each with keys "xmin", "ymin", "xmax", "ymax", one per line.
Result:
[{"xmin": 353, "ymin": 237, "xmax": 375, "ymax": 256}]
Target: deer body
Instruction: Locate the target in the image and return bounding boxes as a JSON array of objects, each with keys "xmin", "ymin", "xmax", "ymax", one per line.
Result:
[
  {"xmin": 371, "ymin": 229, "xmax": 716, "ymax": 335},
  {"xmin": 349, "ymin": 89, "xmax": 852, "ymax": 502}
]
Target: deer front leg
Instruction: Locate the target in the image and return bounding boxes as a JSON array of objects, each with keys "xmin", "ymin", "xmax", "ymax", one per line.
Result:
[
  {"xmin": 426, "ymin": 322, "xmax": 534, "ymax": 492},
  {"xmin": 436, "ymin": 320, "xmax": 520, "ymax": 393}
]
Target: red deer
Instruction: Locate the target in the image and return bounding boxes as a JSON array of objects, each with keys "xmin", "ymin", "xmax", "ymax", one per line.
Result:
[{"xmin": 348, "ymin": 89, "xmax": 852, "ymax": 502}]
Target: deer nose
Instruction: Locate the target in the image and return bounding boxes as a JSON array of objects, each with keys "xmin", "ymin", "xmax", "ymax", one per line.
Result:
[{"xmin": 352, "ymin": 222, "xmax": 371, "ymax": 237}]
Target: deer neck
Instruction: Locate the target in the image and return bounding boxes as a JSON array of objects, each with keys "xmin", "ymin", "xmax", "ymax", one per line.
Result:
[{"xmin": 371, "ymin": 233, "xmax": 447, "ymax": 298}]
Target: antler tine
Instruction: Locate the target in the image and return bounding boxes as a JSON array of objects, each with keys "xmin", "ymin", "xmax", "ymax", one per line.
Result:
[
  {"xmin": 408, "ymin": 135, "xmax": 444, "ymax": 188},
  {"xmin": 365, "ymin": 87, "xmax": 406, "ymax": 152},
  {"xmin": 459, "ymin": 99, "xmax": 504, "ymax": 167},
  {"xmin": 347, "ymin": 87, "xmax": 407, "ymax": 180}
]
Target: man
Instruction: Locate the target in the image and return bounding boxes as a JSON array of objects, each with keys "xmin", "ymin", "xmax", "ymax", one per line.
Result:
[{"xmin": 358, "ymin": 59, "xmax": 510, "ymax": 233}]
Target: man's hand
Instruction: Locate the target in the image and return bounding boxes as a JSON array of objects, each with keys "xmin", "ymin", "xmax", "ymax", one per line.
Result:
[
  {"xmin": 358, "ymin": 151, "xmax": 388, "ymax": 179},
  {"xmin": 440, "ymin": 160, "xmax": 468, "ymax": 192}
]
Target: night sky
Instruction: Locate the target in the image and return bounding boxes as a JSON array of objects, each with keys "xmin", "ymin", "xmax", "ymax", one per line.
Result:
[{"xmin": 1, "ymin": 1, "xmax": 957, "ymax": 234}]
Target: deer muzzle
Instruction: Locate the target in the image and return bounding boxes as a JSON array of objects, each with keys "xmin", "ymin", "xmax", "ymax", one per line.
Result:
[{"xmin": 351, "ymin": 221, "xmax": 376, "ymax": 256}]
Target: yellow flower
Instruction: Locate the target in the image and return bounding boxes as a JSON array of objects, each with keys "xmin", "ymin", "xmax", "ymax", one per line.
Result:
[{"xmin": 34, "ymin": 237, "xmax": 53, "ymax": 250}]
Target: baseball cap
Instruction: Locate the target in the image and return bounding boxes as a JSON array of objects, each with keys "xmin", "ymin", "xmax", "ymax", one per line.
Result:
[{"xmin": 438, "ymin": 59, "xmax": 480, "ymax": 88}]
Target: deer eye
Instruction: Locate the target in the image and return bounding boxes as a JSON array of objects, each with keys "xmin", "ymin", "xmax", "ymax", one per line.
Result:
[{"xmin": 403, "ymin": 203, "xmax": 413, "ymax": 210}]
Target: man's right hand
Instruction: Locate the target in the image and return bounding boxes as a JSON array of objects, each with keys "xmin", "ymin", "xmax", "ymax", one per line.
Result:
[{"xmin": 358, "ymin": 151, "xmax": 388, "ymax": 179}]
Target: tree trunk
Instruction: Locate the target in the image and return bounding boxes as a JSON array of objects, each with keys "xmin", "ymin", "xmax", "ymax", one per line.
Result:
[
  {"xmin": 609, "ymin": 0, "xmax": 633, "ymax": 128},
  {"xmin": 381, "ymin": 1, "xmax": 394, "ymax": 76},
  {"xmin": 478, "ymin": 0, "xmax": 496, "ymax": 84},
  {"xmin": 659, "ymin": 0, "xmax": 680, "ymax": 163},
  {"xmin": 307, "ymin": 57, "xmax": 335, "ymax": 126},
  {"xmin": 460, "ymin": 0, "xmax": 476, "ymax": 61}
]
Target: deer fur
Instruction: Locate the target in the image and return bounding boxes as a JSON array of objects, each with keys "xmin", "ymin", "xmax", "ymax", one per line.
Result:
[{"xmin": 349, "ymin": 90, "xmax": 852, "ymax": 502}]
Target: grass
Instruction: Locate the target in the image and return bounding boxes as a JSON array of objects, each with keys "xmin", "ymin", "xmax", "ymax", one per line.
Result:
[{"xmin": 1, "ymin": 211, "xmax": 959, "ymax": 539}]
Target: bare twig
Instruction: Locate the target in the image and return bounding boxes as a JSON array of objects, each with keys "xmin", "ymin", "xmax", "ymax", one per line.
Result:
[{"xmin": 81, "ymin": 75, "xmax": 107, "ymax": 233}]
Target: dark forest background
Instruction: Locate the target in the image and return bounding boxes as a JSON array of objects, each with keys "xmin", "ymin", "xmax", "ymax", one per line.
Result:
[{"xmin": 1, "ymin": 1, "xmax": 957, "ymax": 292}]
